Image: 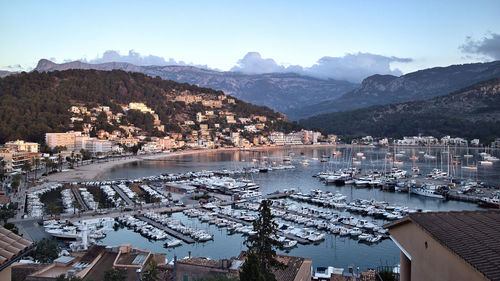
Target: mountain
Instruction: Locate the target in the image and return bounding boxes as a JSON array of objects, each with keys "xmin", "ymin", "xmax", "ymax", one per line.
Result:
[
  {"xmin": 290, "ymin": 61, "xmax": 500, "ymax": 120},
  {"xmin": 0, "ymin": 69, "xmax": 299, "ymax": 143},
  {"xmin": 34, "ymin": 59, "xmax": 358, "ymax": 115},
  {"xmin": 0, "ymin": 70, "xmax": 14, "ymax": 78},
  {"xmin": 300, "ymin": 78, "xmax": 500, "ymax": 141}
]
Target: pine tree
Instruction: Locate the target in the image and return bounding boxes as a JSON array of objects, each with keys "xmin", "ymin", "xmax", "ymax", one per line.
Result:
[
  {"xmin": 243, "ymin": 200, "xmax": 285, "ymax": 281},
  {"xmin": 239, "ymin": 250, "xmax": 265, "ymax": 281}
]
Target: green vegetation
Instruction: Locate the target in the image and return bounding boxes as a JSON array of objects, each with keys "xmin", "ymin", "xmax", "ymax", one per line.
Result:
[
  {"xmin": 241, "ymin": 200, "xmax": 285, "ymax": 281},
  {"xmin": 141, "ymin": 260, "xmax": 159, "ymax": 281},
  {"xmin": 103, "ymin": 267, "xmax": 126, "ymax": 281},
  {"xmin": 300, "ymin": 78, "xmax": 500, "ymax": 142},
  {"xmin": 0, "ymin": 203, "xmax": 18, "ymax": 224},
  {"xmin": 0, "ymin": 69, "xmax": 294, "ymax": 143},
  {"xmin": 56, "ymin": 275, "xmax": 83, "ymax": 281},
  {"xmin": 31, "ymin": 238, "xmax": 60, "ymax": 263},
  {"xmin": 199, "ymin": 275, "xmax": 239, "ymax": 281}
]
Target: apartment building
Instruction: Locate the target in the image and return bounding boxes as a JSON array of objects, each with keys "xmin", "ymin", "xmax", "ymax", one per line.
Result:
[
  {"xmin": 45, "ymin": 132, "xmax": 82, "ymax": 150},
  {"xmin": 5, "ymin": 140, "xmax": 40, "ymax": 153}
]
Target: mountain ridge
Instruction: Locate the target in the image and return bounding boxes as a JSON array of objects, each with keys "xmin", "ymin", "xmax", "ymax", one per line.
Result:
[
  {"xmin": 300, "ymin": 78, "xmax": 500, "ymax": 141},
  {"xmin": 34, "ymin": 59, "xmax": 359, "ymax": 114},
  {"xmin": 289, "ymin": 60, "xmax": 500, "ymax": 120}
]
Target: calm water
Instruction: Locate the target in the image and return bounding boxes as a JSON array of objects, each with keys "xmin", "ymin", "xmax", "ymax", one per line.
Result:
[{"xmin": 97, "ymin": 146, "xmax": 498, "ymax": 270}]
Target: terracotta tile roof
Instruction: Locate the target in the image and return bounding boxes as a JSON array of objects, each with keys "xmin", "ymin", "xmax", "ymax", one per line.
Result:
[
  {"xmin": 237, "ymin": 252, "xmax": 311, "ymax": 281},
  {"xmin": 387, "ymin": 210, "xmax": 500, "ymax": 281},
  {"xmin": 177, "ymin": 257, "xmax": 219, "ymax": 268},
  {"xmin": 0, "ymin": 226, "xmax": 33, "ymax": 270}
]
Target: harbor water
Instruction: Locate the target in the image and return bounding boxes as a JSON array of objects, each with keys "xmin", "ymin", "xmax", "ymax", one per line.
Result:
[{"xmin": 97, "ymin": 146, "xmax": 498, "ymax": 270}]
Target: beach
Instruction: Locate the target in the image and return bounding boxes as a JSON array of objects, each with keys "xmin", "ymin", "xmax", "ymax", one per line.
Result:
[{"xmin": 44, "ymin": 144, "xmax": 342, "ymax": 182}]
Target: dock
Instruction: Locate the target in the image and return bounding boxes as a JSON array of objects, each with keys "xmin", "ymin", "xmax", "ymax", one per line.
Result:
[
  {"xmin": 214, "ymin": 213, "xmax": 310, "ymax": 244},
  {"xmin": 71, "ymin": 187, "xmax": 89, "ymax": 212},
  {"xmin": 446, "ymin": 192, "xmax": 479, "ymax": 203},
  {"xmin": 136, "ymin": 215, "xmax": 195, "ymax": 244},
  {"xmin": 111, "ymin": 184, "xmax": 135, "ymax": 205}
]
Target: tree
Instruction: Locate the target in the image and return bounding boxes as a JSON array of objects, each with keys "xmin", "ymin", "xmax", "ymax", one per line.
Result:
[
  {"xmin": 11, "ymin": 174, "xmax": 21, "ymax": 192},
  {"xmin": 142, "ymin": 260, "xmax": 159, "ymax": 281},
  {"xmin": 0, "ymin": 203, "xmax": 18, "ymax": 224},
  {"xmin": 243, "ymin": 200, "xmax": 285, "ymax": 281},
  {"xmin": 57, "ymin": 154, "xmax": 63, "ymax": 172},
  {"xmin": 104, "ymin": 267, "xmax": 126, "ymax": 281},
  {"xmin": 239, "ymin": 251, "xmax": 265, "ymax": 281},
  {"xmin": 22, "ymin": 161, "xmax": 32, "ymax": 181},
  {"xmin": 56, "ymin": 274, "xmax": 83, "ymax": 281},
  {"xmin": 33, "ymin": 157, "xmax": 40, "ymax": 180},
  {"xmin": 31, "ymin": 238, "xmax": 60, "ymax": 263},
  {"xmin": 48, "ymin": 202, "xmax": 60, "ymax": 216}
]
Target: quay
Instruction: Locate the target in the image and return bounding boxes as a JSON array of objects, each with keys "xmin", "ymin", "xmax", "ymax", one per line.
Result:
[
  {"xmin": 111, "ymin": 184, "xmax": 135, "ymax": 205},
  {"xmin": 71, "ymin": 187, "xmax": 89, "ymax": 212},
  {"xmin": 445, "ymin": 192, "xmax": 479, "ymax": 203},
  {"xmin": 136, "ymin": 215, "xmax": 195, "ymax": 244}
]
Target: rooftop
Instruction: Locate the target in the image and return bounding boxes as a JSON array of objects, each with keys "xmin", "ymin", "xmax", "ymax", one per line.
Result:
[
  {"xmin": 0, "ymin": 226, "xmax": 33, "ymax": 271},
  {"xmin": 386, "ymin": 210, "xmax": 500, "ymax": 281}
]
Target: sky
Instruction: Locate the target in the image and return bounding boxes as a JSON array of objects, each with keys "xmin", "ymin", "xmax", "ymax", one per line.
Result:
[{"xmin": 1, "ymin": 0, "xmax": 499, "ymax": 82}]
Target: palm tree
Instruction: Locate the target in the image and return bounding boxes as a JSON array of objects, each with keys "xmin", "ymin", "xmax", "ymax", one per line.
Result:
[
  {"xmin": 33, "ymin": 157, "xmax": 40, "ymax": 180},
  {"xmin": 21, "ymin": 161, "xmax": 32, "ymax": 182},
  {"xmin": 43, "ymin": 157, "xmax": 50, "ymax": 175},
  {"xmin": 57, "ymin": 154, "xmax": 63, "ymax": 172}
]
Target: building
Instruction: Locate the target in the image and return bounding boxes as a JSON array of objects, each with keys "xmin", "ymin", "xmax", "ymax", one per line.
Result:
[
  {"xmin": 0, "ymin": 226, "xmax": 33, "ymax": 281},
  {"xmin": 175, "ymin": 253, "xmax": 312, "ymax": 281},
  {"xmin": 5, "ymin": 140, "xmax": 40, "ymax": 153},
  {"xmin": 45, "ymin": 132, "xmax": 82, "ymax": 150},
  {"xmin": 385, "ymin": 210, "xmax": 500, "ymax": 281},
  {"xmin": 0, "ymin": 151, "xmax": 41, "ymax": 172},
  {"xmin": 24, "ymin": 244, "xmax": 166, "ymax": 281},
  {"xmin": 86, "ymin": 139, "xmax": 112, "ymax": 154}
]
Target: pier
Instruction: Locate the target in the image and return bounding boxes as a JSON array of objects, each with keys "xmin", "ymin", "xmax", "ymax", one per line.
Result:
[
  {"xmin": 111, "ymin": 184, "xmax": 135, "ymax": 205},
  {"xmin": 71, "ymin": 187, "xmax": 89, "ymax": 212},
  {"xmin": 136, "ymin": 215, "xmax": 195, "ymax": 244}
]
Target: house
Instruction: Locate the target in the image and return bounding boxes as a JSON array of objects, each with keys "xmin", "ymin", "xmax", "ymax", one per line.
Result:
[
  {"xmin": 385, "ymin": 210, "xmax": 500, "ymax": 281},
  {"xmin": 24, "ymin": 244, "xmax": 166, "ymax": 281},
  {"xmin": 175, "ymin": 253, "xmax": 312, "ymax": 281},
  {"xmin": 0, "ymin": 226, "xmax": 33, "ymax": 281}
]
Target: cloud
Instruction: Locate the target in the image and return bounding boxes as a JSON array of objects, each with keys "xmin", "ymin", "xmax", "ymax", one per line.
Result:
[
  {"xmin": 86, "ymin": 50, "xmax": 208, "ymax": 68},
  {"xmin": 230, "ymin": 51, "xmax": 412, "ymax": 83},
  {"xmin": 305, "ymin": 53, "xmax": 412, "ymax": 82},
  {"xmin": 460, "ymin": 33, "xmax": 500, "ymax": 60},
  {"xmin": 230, "ymin": 52, "xmax": 301, "ymax": 74}
]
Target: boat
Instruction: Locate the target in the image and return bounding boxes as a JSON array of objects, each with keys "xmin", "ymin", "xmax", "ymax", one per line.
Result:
[
  {"xmin": 165, "ymin": 239, "xmax": 182, "ymax": 248},
  {"xmin": 301, "ymin": 160, "xmax": 310, "ymax": 166},
  {"xmin": 478, "ymin": 197, "xmax": 500, "ymax": 208},
  {"xmin": 283, "ymin": 239, "xmax": 298, "ymax": 249},
  {"xmin": 480, "ymin": 160, "xmax": 493, "ymax": 166},
  {"xmin": 410, "ymin": 186, "xmax": 445, "ymax": 199}
]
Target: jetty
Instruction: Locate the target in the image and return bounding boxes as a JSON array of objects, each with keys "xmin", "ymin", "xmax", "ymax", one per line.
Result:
[
  {"xmin": 111, "ymin": 184, "xmax": 135, "ymax": 205},
  {"xmin": 71, "ymin": 187, "xmax": 89, "ymax": 212},
  {"xmin": 136, "ymin": 215, "xmax": 195, "ymax": 244}
]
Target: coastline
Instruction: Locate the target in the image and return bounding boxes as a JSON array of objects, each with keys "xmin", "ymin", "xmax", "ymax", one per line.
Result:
[{"xmin": 44, "ymin": 144, "xmax": 342, "ymax": 182}]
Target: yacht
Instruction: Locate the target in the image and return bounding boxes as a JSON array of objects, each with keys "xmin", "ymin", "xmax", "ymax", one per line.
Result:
[
  {"xmin": 165, "ymin": 239, "xmax": 182, "ymax": 248},
  {"xmin": 410, "ymin": 186, "xmax": 445, "ymax": 199}
]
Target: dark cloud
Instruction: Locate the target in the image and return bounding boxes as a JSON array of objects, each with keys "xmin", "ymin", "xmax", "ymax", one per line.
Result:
[
  {"xmin": 230, "ymin": 52, "xmax": 412, "ymax": 83},
  {"xmin": 87, "ymin": 50, "xmax": 208, "ymax": 68},
  {"xmin": 460, "ymin": 33, "xmax": 500, "ymax": 60}
]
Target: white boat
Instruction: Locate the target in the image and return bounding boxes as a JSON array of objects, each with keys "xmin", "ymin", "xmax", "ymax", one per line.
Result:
[
  {"xmin": 165, "ymin": 239, "xmax": 182, "ymax": 248},
  {"xmin": 411, "ymin": 187, "xmax": 444, "ymax": 199},
  {"xmin": 283, "ymin": 239, "xmax": 298, "ymax": 249},
  {"xmin": 480, "ymin": 161, "xmax": 493, "ymax": 166}
]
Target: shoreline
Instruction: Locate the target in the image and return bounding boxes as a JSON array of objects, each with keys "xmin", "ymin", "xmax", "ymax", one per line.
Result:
[{"xmin": 44, "ymin": 144, "xmax": 342, "ymax": 182}]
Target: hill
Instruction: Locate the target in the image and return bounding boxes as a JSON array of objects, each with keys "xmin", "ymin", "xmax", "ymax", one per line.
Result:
[
  {"xmin": 300, "ymin": 78, "xmax": 500, "ymax": 141},
  {"xmin": 290, "ymin": 61, "xmax": 500, "ymax": 120},
  {"xmin": 34, "ymin": 59, "xmax": 358, "ymax": 115},
  {"xmin": 0, "ymin": 69, "xmax": 299, "ymax": 143}
]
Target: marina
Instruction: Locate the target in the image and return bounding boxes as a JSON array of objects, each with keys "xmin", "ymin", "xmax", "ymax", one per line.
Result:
[{"xmin": 31, "ymin": 145, "xmax": 499, "ymax": 271}]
